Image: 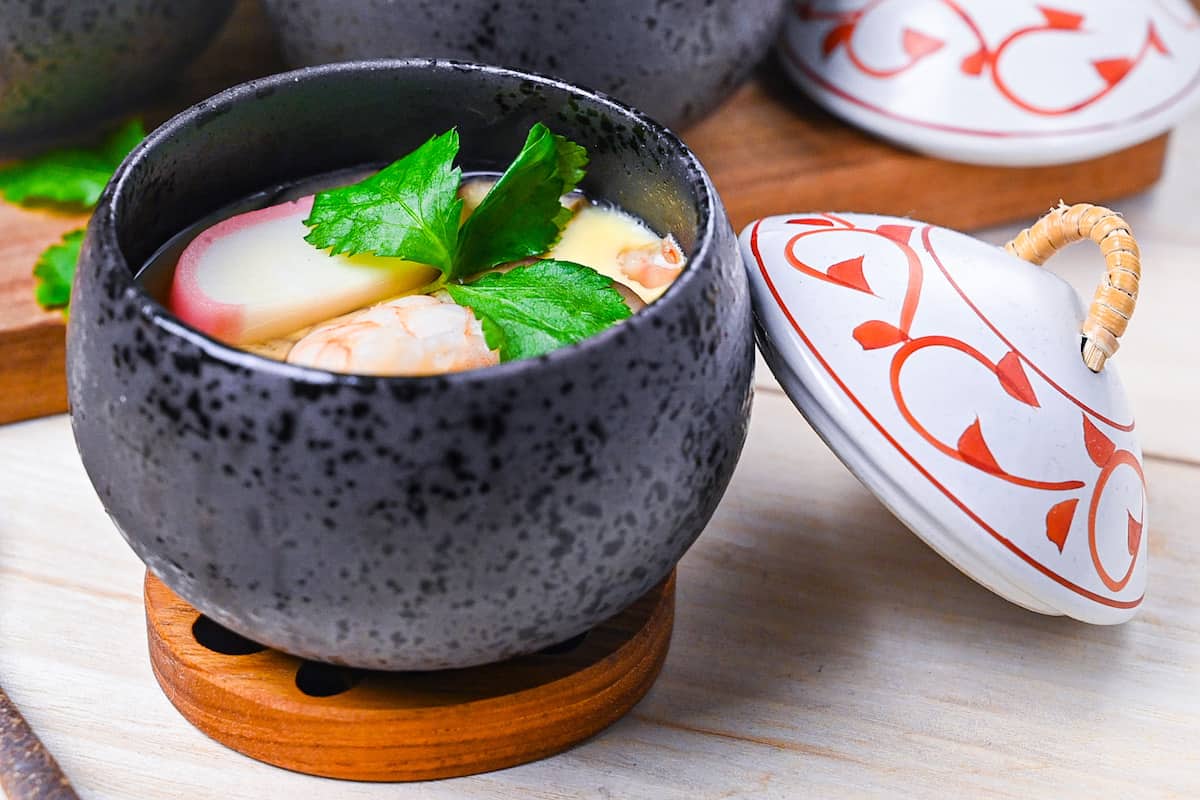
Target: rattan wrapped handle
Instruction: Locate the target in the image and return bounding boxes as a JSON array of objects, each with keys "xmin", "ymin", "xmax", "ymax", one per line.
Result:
[{"xmin": 1005, "ymin": 203, "xmax": 1140, "ymax": 372}]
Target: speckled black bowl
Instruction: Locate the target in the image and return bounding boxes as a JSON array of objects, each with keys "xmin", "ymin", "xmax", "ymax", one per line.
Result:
[
  {"xmin": 259, "ymin": 0, "xmax": 787, "ymax": 130},
  {"xmin": 67, "ymin": 60, "xmax": 754, "ymax": 670},
  {"xmin": 0, "ymin": 0, "xmax": 234, "ymax": 150}
]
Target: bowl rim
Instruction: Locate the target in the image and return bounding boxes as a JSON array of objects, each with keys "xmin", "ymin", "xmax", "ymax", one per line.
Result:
[{"xmin": 92, "ymin": 57, "xmax": 720, "ymax": 388}]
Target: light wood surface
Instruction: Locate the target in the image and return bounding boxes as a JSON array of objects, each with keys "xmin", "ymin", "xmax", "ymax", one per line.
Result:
[
  {"xmin": 2, "ymin": 383, "xmax": 1199, "ymax": 798},
  {"xmin": 144, "ymin": 571, "xmax": 674, "ymax": 781},
  {"xmin": 0, "ymin": 0, "xmax": 1172, "ymax": 425}
]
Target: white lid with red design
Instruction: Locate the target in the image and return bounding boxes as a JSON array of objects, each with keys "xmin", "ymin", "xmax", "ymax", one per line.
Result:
[
  {"xmin": 741, "ymin": 213, "xmax": 1147, "ymax": 623},
  {"xmin": 780, "ymin": 0, "xmax": 1200, "ymax": 166}
]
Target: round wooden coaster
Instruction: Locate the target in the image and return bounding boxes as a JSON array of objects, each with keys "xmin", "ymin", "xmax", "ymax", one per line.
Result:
[{"xmin": 144, "ymin": 571, "xmax": 674, "ymax": 782}]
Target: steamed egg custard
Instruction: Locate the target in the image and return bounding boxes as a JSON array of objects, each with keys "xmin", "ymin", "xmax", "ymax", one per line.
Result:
[
  {"xmin": 549, "ymin": 204, "xmax": 683, "ymax": 304},
  {"xmin": 149, "ymin": 124, "xmax": 686, "ymax": 376}
]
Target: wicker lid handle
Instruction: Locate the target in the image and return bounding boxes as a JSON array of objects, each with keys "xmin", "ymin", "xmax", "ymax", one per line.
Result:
[{"xmin": 1004, "ymin": 203, "xmax": 1140, "ymax": 372}]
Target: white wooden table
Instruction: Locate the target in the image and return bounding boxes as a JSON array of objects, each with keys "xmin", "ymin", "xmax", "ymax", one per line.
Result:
[{"xmin": 2, "ymin": 113, "xmax": 1198, "ymax": 799}]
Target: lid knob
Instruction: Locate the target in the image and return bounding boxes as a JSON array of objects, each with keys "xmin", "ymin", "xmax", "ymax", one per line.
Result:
[{"xmin": 1004, "ymin": 203, "xmax": 1140, "ymax": 372}]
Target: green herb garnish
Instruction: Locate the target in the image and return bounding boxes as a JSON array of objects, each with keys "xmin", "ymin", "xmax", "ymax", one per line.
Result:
[
  {"xmin": 0, "ymin": 119, "xmax": 145, "ymax": 207},
  {"xmin": 445, "ymin": 260, "xmax": 632, "ymax": 361},
  {"xmin": 0, "ymin": 119, "xmax": 146, "ymax": 315},
  {"xmin": 305, "ymin": 122, "xmax": 587, "ymax": 281},
  {"xmin": 32, "ymin": 229, "xmax": 85, "ymax": 312},
  {"xmin": 303, "ymin": 129, "xmax": 463, "ymax": 273},
  {"xmin": 453, "ymin": 124, "xmax": 587, "ymax": 279},
  {"xmin": 303, "ymin": 123, "xmax": 641, "ymax": 362}
]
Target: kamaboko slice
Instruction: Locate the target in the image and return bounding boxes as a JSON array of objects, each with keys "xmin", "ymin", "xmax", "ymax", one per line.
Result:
[{"xmin": 169, "ymin": 195, "xmax": 439, "ymax": 345}]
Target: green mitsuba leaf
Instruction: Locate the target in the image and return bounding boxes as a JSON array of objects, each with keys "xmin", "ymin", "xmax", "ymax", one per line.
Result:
[
  {"xmin": 0, "ymin": 119, "xmax": 146, "ymax": 208},
  {"xmin": 452, "ymin": 123, "xmax": 589, "ymax": 279},
  {"xmin": 33, "ymin": 228, "xmax": 85, "ymax": 312},
  {"xmin": 298, "ymin": 124, "xmax": 636, "ymax": 363},
  {"xmin": 444, "ymin": 259, "xmax": 630, "ymax": 362},
  {"xmin": 303, "ymin": 129, "xmax": 463, "ymax": 272}
]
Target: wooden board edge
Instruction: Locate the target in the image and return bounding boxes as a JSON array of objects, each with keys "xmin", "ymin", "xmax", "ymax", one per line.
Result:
[{"xmin": 0, "ymin": 317, "xmax": 67, "ymax": 425}]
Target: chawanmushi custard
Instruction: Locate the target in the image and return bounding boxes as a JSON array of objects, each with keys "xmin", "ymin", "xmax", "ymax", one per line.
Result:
[{"xmin": 139, "ymin": 124, "xmax": 686, "ymax": 376}]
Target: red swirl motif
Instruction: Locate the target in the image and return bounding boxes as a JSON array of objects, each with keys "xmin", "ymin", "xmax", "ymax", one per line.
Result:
[
  {"xmin": 751, "ymin": 214, "xmax": 1147, "ymax": 608},
  {"xmin": 788, "ymin": 0, "xmax": 1199, "ymax": 135},
  {"xmin": 889, "ymin": 336, "xmax": 1085, "ymax": 491},
  {"xmin": 1088, "ymin": 450, "xmax": 1145, "ymax": 592}
]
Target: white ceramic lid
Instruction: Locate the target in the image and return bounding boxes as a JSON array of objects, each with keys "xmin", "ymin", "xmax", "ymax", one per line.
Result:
[
  {"xmin": 740, "ymin": 213, "xmax": 1148, "ymax": 623},
  {"xmin": 780, "ymin": 0, "xmax": 1200, "ymax": 166}
]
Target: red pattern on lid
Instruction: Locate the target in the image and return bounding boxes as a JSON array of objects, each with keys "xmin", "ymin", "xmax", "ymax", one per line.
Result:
[
  {"xmin": 783, "ymin": 0, "xmax": 1200, "ymax": 144},
  {"xmin": 746, "ymin": 213, "xmax": 1148, "ymax": 615}
]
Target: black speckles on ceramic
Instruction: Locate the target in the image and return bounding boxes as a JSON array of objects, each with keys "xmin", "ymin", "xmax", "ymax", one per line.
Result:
[
  {"xmin": 67, "ymin": 60, "xmax": 754, "ymax": 670},
  {"xmin": 0, "ymin": 0, "xmax": 233, "ymax": 149},
  {"xmin": 260, "ymin": 0, "xmax": 787, "ymax": 130}
]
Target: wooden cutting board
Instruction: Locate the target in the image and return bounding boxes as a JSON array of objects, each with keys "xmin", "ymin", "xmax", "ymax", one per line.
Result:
[
  {"xmin": 0, "ymin": 0, "xmax": 1170, "ymax": 425},
  {"xmin": 0, "ymin": 204, "xmax": 87, "ymax": 425}
]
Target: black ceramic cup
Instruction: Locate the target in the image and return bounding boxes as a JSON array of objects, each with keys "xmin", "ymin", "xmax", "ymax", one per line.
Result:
[
  {"xmin": 0, "ymin": 0, "xmax": 234, "ymax": 150},
  {"xmin": 68, "ymin": 60, "xmax": 754, "ymax": 670},
  {"xmin": 259, "ymin": 0, "xmax": 788, "ymax": 130}
]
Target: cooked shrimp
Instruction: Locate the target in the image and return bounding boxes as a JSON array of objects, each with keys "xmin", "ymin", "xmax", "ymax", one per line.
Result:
[
  {"xmin": 286, "ymin": 292, "xmax": 499, "ymax": 376},
  {"xmin": 616, "ymin": 234, "xmax": 685, "ymax": 289}
]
